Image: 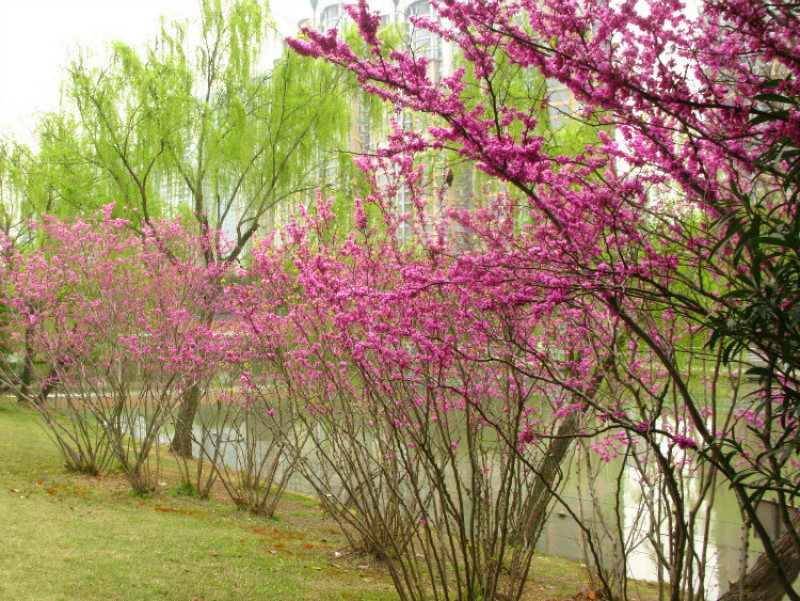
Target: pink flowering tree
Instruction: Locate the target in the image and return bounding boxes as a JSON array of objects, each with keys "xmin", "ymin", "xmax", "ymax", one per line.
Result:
[
  {"xmin": 0, "ymin": 208, "xmax": 229, "ymax": 491},
  {"xmin": 285, "ymin": 1, "xmax": 800, "ymax": 600},
  {"xmin": 185, "ymin": 302, "xmax": 302, "ymax": 514},
  {"xmin": 234, "ymin": 197, "xmax": 626, "ymax": 601}
]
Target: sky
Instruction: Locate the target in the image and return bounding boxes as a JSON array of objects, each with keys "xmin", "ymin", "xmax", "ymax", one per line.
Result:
[{"xmin": 0, "ymin": 0, "xmax": 314, "ymax": 144}]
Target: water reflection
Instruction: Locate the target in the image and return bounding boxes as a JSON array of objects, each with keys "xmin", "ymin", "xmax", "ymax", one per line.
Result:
[
  {"xmin": 149, "ymin": 407, "xmax": 765, "ymax": 599},
  {"xmin": 535, "ymin": 458, "xmax": 764, "ymax": 598}
]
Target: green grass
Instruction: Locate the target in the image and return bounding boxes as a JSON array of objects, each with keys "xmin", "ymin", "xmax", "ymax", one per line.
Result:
[{"xmin": 0, "ymin": 397, "xmax": 616, "ymax": 601}]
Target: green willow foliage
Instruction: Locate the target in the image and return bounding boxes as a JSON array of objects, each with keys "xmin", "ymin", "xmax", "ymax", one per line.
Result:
[
  {"xmin": 4, "ymin": 0, "xmax": 371, "ymax": 262},
  {"xmin": 0, "ymin": 139, "xmax": 25, "ymax": 232}
]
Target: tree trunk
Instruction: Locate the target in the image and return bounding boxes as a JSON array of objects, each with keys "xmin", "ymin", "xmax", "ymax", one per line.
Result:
[
  {"xmin": 16, "ymin": 325, "xmax": 35, "ymax": 404},
  {"xmin": 519, "ymin": 412, "xmax": 579, "ymax": 544},
  {"xmin": 0, "ymin": 360, "xmax": 11, "ymax": 393},
  {"xmin": 170, "ymin": 303, "xmax": 216, "ymax": 458},
  {"xmin": 171, "ymin": 383, "xmax": 201, "ymax": 458},
  {"xmin": 718, "ymin": 513, "xmax": 800, "ymax": 601},
  {"xmin": 518, "ymin": 360, "xmax": 610, "ymax": 546},
  {"xmin": 36, "ymin": 364, "xmax": 61, "ymax": 405}
]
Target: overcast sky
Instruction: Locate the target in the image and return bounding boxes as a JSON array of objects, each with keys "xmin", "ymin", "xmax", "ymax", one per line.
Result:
[{"xmin": 0, "ymin": 0, "xmax": 314, "ymax": 143}]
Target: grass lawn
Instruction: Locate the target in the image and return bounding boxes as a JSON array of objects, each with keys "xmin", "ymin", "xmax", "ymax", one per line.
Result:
[{"xmin": 0, "ymin": 397, "xmax": 637, "ymax": 601}]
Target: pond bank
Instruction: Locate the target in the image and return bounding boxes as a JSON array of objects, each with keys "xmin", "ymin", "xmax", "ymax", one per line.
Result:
[{"xmin": 0, "ymin": 397, "xmax": 646, "ymax": 601}]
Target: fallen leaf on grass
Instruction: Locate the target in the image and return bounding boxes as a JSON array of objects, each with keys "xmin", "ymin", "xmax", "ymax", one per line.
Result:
[
  {"xmin": 9, "ymin": 488, "xmax": 21, "ymax": 493},
  {"xmin": 154, "ymin": 507, "xmax": 196, "ymax": 515},
  {"xmin": 209, "ymin": 552, "xmax": 219, "ymax": 556}
]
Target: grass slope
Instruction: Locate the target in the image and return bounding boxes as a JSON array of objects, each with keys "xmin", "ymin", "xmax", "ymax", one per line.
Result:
[{"xmin": 0, "ymin": 397, "xmax": 610, "ymax": 601}]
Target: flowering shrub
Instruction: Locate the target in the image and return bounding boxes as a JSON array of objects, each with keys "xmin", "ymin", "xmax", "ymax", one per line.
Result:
[
  {"xmin": 0, "ymin": 209, "xmax": 229, "ymax": 490},
  {"xmin": 232, "ymin": 199, "xmax": 613, "ymax": 601},
  {"xmin": 288, "ymin": 1, "xmax": 800, "ymax": 599}
]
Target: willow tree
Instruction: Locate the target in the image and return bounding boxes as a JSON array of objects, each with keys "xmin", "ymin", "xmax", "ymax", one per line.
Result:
[
  {"xmin": 29, "ymin": 0, "xmax": 359, "ymax": 455},
  {"xmin": 0, "ymin": 138, "xmax": 24, "ymax": 236}
]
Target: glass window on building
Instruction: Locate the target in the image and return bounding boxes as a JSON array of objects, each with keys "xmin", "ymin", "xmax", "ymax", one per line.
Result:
[
  {"xmin": 546, "ymin": 78, "xmax": 573, "ymax": 124},
  {"xmin": 320, "ymin": 3, "xmax": 342, "ymax": 29},
  {"xmin": 396, "ymin": 184, "xmax": 413, "ymax": 244},
  {"xmin": 405, "ymin": 0, "xmax": 438, "ymax": 61},
  {"xmin": 357, "ymin": 103, "xmax": 371, "ymax": 152}
]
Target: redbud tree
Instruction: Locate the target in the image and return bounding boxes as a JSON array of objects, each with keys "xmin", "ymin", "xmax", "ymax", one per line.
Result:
[
  {"xmin": 284, "ymin": 1, "xmax": 800, "ymax": 600},
  {"xmin": 0, "ymin": 208, "xmax": 229, "ymax": 490},
  {"xmin": 236, "ymin": 196, "xmax": 614, "ymax": 601}
]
